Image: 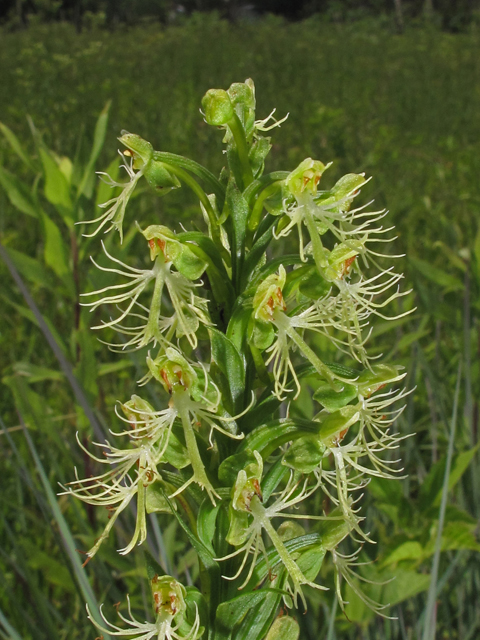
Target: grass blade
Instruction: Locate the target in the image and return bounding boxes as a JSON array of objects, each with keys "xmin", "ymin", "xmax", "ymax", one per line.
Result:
[
  {"xmin": 0, "ymin": 241, "xmax": 104, "ymax": 441},
  {"xmin": 0, "ymin": 606, "xmax": 23, "ymax": 640},
  {"xmin": 421, "ymin": 362, "xmax": 462, "ymax": 640},
  {"xmin": 1, "ymin": 412, "xmax": 111, "ymax": 640}
]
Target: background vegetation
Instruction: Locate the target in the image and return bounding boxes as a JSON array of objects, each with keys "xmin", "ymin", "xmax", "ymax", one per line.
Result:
[
  {"xmin": 1, "ymin": 0, "xmax": 480, "ymax": 32},
  {"xmin": 0, "ymin": 8, "xmax": 479, "ymax": 640}
]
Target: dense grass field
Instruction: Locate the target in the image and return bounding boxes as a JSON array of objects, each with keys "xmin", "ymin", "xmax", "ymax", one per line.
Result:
[{"xmin": 1, "ymin": 15, "xmax": 479, "ymax": 640}]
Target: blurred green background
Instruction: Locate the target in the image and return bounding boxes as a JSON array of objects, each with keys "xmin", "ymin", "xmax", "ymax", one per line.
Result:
[{"xmin": 1, "ymin": 2, "xmax": 479, "ymax": 639}]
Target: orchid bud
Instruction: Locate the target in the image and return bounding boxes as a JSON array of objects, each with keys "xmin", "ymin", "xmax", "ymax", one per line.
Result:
[{"xmin": 202, "ymin": 89, "xmax": 234, "ymax": 126}]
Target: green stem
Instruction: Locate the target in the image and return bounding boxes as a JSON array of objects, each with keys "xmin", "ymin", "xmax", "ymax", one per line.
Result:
[
  {"xmin": 161, "ymin": 162, "xmax": 217, "ymax": 228},
  {"xmin": 247, "ymin": 181, "xmax": 283, "ymax": 232},
  {"xmin": 227, "ymin": 113, "xmax": 254, "ymax": 189},
  {"xmin": 160, "ymin": 162, "xmax": 228, "ymax": 261},
  {"xmin": 243, "ymin": 172, "xmax": 290, "ymax": 207},
  {"xmin": 153, "ymin": 150, "xmax": 226, "ymax": 205}
]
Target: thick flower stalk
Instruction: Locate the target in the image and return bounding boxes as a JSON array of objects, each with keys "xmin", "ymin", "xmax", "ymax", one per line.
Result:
[{"xmin": 67, "ymin": 79, "xmax": 412, "ymax": 638}]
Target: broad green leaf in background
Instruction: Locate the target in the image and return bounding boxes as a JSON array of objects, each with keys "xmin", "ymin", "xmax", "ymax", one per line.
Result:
[
  {"xmin": 0, "ymin": 121, "xmax": 38, "ymax": 171},
  {"xmin": 77, "ymin": 100, "xmax": 111, "ymax": 199},
  {"xmin": 40, "ymin": 210, "xmax": 72, "ymax": 285},
  {"xmin": 3, "ymin": 246, "xmax": 56, "ymax": 290},
  {"xmin": 39, "ymin": 147, "xmax": 73, "ymax": 222},
  {"xmin": 410, "ymin": 257, "xmax": 464, "ymax": 292},
  {"xmin": 419, "ymin": 443, "xmax": 480, "ymax": 510},
  {"xmin": 13, "ymin": 361, "xmax": 64, "ymax": 383},
  {"xmin": 0, "ymin": 166, "xmax": 39, "ymax": 217}
]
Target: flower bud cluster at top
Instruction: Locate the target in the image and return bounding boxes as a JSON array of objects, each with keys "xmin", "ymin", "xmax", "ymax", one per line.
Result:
[{"xmin": 65, "ymin": 79, "xmax": 411, "ymax": 637}]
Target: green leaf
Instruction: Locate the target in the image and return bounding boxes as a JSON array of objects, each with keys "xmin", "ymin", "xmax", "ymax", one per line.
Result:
[
  {"xmin": 173, "ymin": 245, "xmax": 208, "ymax": 280},
  {"xmin": 262, "ymin": 458, "xmax": 288, "ymax": 502},
  {"xmin": 39, "ymin": 147, "xmax": 73, "ymax": 222},
  {"xmin": 235, "ymin": 587, "xmax": 284, "ymax": 640},
  {"xmin": 368, "ymin": 477, "xmax": 403, "ymax": 505},
  {"xmin": 381, "ymin": 568, "xmax": 430, "ymax": 606},
  {"xmin": 161, "ymin": 489, "xmax": 221, "ymax": 620},
  {"xmin": 146, "ymin": 483, "xmax": 174, "ymax": 514},
  {"xmin": 318, "ymin": 405, "xmax": 360, "ymax": 444},
  {"xmin": 215, "ymin": 590, "xmax": 281, "ymax": 638},
  {"xmin": 0, "ymin": 606, "xmax": 23, "ymax": 640},
  {"xmin": 209, "ymin": 328, "xmax": 245, "ymax": 412},
  {"xmin": 4, "ymin": 415, "xmax": 110, "ymax": 637},
  {"xmin": 410, "ymin": 256, "xmax": 463, "ymax": 292},
  {"xmin": 283, "ymin": 435, "xmax": 325, "ymax": 474},
  {"xmin": 74, "ymin": 327, "xmax": 98, "ymax": 401},
  {"xmin": 382, "ymin": 540, "xmax": 424, "ymax": 565},
  {"xmin": 40, "ymin": 210, "xmax": 72, "ymax": 285},
  {"xmin": 313, "ymin": 380, "xmax": 357, "ymax": 412},
  {"xmin": 240, "ymin": 394, "xmax": 281, "ymax": 431},
  {"xmin": 97, "ymin": 359, "xmax": 134, "ymax": 376},
  {"xmin": 241, "ymin": 216, "xmax": 279, "ymax": 288},
  {"xmin": 177, "ymin": 231, "xmax": 235, "ymax": 314},
  {"xmin": 0, "ymin": 121, "xmax": 37, "ymax": 171},
  {"xmin": 219, "ymin": 449, "xmax": 258, "ymax": 486},
  {"xmin": 356, "ymin": 364, "xmax": 404, "ymax": 397},
  {"xmin": 249, "ymin": 533, "xmax": 322, "ymax": 586},
  {"xmin": 419, "ymin": 443, "xmax": 480, "ymax": 510},
  {"xmin": 164, "ymin": 431, "xmax": 190, "ymax": 469},
  {"xmin": 226, "ymin": 177, "xmax": 249, "ymax": 289},
  {"xmin": 1, "ymin": 296, "xmax": 67, "ymax": 355},
  {"xmin": 21, "ymin": 540, "xmax": 75, "ymax": 592},
  {"xmin": 13, "ymin": 361, "xmax": 64, "ymax": 383},
  {"xmin": 226, "ymin": 305, "xmax": 252, "ymax": 354},
  {"xmin": 241, "ymin": 418, "xmax": 320, "ymax": 459},
  {"xmin": 3, "ymin": 246, "xmax": 55, "ymax": 290},
  {"xmin": 298, "ymin": 268, "xmax": 331, "ymax": 299},
  {"xmin": 250, "ymin": 317, "xmax": 275, "ymax": 350},
  {"xmin": 296, "ymin": 544, "xmax": 326, "ymax": 582},
  {"xmin": 78, "ymin": 101, "xmax": 111, "ymax": 199},
  {"xmin": 0, "ymin": 166, "xmax": 39, "ymax": 217},
  {"xmin": 144, "ymin": 550, "xmax": 164, "ymax": 580},
  {"xmin": 435, "ymin": 520, "xmax": 480, "ymax": 553},
  {"xmin": 249, "ymin": 137, "xmax": 272, "ymax": 178},
  {"xmin": 161, "ymin": 490, "xmax": 219, "ymax": 571},
  {"xmin": 197, "ymin": 499, "xmax": 221, "ymax": 555},
  {"xmin": 265, "ymin": 616, "xmax": 300, "ymax": 640},
  {"xmin": 184, "ymin": 588, "xmax": 208, "ymax": 635}
]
